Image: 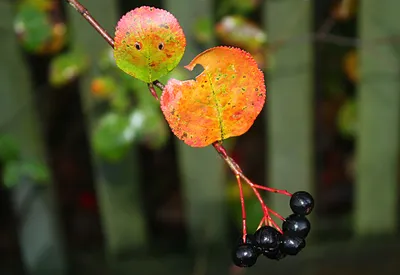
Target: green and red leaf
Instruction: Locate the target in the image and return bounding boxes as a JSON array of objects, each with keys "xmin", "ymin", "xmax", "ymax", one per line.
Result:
[{"xmin": 114, "ymin": 6, "xmax": 186, "ymax": 83}]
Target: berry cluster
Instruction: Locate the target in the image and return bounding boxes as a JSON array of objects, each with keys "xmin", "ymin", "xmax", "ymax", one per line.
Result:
[{"xmin": 232, "ymin": 191, "xmax": 314, "ymax": 268}]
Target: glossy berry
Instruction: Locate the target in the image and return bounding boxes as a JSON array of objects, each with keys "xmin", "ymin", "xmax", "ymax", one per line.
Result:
[
  {"xmin": 280, "ymin": 234, "xmax": 306, "ymax": 256},
  {"xmin": 263, "ymin": 248, "xmax": 286, "ymax": 261},
  {"xmin": 290, "ymin": 191, "xmax": 314, "ymax": 215},
  {"xmin": 282, "ymin": 214, "xmax": 311, "ymax": 238},
  {"xmin": 237, "ymin": 234, "xmax": 262, "ymax": 255},
  {"xmin": 254, "ymin": 226, "xmax": 280, "ymax": 250},
  {"xmin": 232, "ymin": 243, "xmax": 258, "ymax": 268}
]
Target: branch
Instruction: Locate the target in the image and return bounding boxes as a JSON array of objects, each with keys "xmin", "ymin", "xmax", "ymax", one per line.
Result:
[
  {"xmin": 66, "ymin": 0, "xmax": 114, "ymax": 48},
  {"xmin": 64, "ymin": 0, "xmax": 294, "ymax": 236}
]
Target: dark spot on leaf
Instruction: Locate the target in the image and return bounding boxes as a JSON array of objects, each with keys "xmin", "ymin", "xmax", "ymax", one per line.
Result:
[
  {"xmin": 258, "ymin": 93, "xmax": 264, "ymax": 97},
  {"xmin": 135, "ymin": 42, "xmax": 142, "ymax": 50},
  {"xmin": 243, "ymin": 75, "xmax": 246, "ymax": 78},
  {"xmin": 181, "ymin": 132, "xmax": 188, "ymax": 139},
  {"xmin": 159, "ymin": 23, "xmax": 169, "ymax": 29},
  {"xmin": 166, "ymin": 53, "xmax": 172, "ymax": 58},
  {"xmin": 255, "ymin": 88, "xmax": 259, "ymax": 91},
  {"xmin": 201, "ymin": 84, "xmax": 204, "ymax": 88},
  {"xmin": 241, "ymin": 88, "xmax": 246, "ymax": 91}
]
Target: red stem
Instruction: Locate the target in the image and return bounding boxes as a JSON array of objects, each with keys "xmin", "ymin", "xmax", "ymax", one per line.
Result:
[
  {"xmin": 252, "ymin": 183, "xmax": 292, "ymax": 197},
  {"xmin": 235, "ymin": 175, "xmax": 247, "ymax": 242},
  {"xmin": 212, "ymin": 142, "xmax": 285, "ymax": 232},
  {"xmin": 212, "ymin": 142, "xmax": 292, "ymax": 197},
  {"xmin": 148, "ymin": 83, "xmax": 159, "ymax": 100},
  {"xmin": 268, "ymin": 208, "xmax": 285, "ymax": 221},
  {"xmin": 257, "ymin": 216, "xmax": 265, "ymax": 230}
]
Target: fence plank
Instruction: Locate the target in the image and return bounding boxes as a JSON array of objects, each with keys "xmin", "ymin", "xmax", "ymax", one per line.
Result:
[
  {"xmin": 355, "ymin": 0, "xmax": 400, "ymax": 235},
  {"xmin": 264, "ymin": 1, "xmax": 314, "ymax": 217},
  {"xmin": 163, "ymin": 0, "xmax": 228, "ymax": 248},
  {"xmin": 0, "ymin": 2, "xmax": 66, "ymax": 274},
  {"xmin": 65, "ymin": 1, "xmax": 148, "ymax": 256}
]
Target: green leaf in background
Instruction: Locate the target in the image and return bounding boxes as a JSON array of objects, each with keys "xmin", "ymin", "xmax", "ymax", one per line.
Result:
[
  {"xmin": 230, "ymin": 0, "xmax": 260, "ymax": 14},
  {"xmin": 3, "ymin": 160, "xmax": 50, "ymax": 188},
  {"xmin": 216, "ymin": 15, "xmax": 267, "ymax": 51},
  {"xmin": 14, "ymin": 3, "xmax": 52, "ymax": 53},
  {"xmin": 135, "ymin": 106, "xmax": 170, "ymax": 150},
  {"xmin": 49, "ymin": 51, "xmax": 88, "ymax": 87},
  {"xmin": 217, "ymin": 0, "xmax": 261, "ymax": 17},
  {"xmin": 90, "ymin": 66, "xmax": 190, "ymax": 159},
  {"xmin": 18, "ymin": 0, "xmax": 54, "ymax": 11},
  {"xmin": 337, "ymin": 98, "xmax": 358, "ymax": 139},
  {"xmin": 22, "ymin": 160, "xmax": 50, "ymax": 184},
  {"xmin": 92, "ymin": 112, "xmax": 139, "ymax": 161},
  {"xmin": 0, "ymin": 135, "xmax": 20, "ymax": 162},
  {"xmin": 193, "ymin": 17, "xmax": 214, "ymax": 45},
  {"xmin": 3, "ymin": 161, "xmax": 21, "ymax": 188}
]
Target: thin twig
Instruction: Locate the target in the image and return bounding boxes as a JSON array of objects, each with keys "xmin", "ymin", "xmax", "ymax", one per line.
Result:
[{"xmin": 66, "ymin": 0, "xmax": 115, "ymax": 48}]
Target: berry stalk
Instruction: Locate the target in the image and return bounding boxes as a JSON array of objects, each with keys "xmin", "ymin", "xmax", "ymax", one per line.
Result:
[
  {"xmin": 236, "ymin": 175, "xmax": 247, "ymax": 243},
  {"xmin": 212, "ymin": 142, "xmax": 289, "ymax": 233}
]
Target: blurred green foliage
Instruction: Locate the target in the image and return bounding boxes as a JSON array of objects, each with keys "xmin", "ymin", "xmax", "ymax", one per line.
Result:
[
  {"xmin": 14, "ymin": 0, "xmax": 67, "ymax": 55},
  {"xmin": 14, "ymin": 3, "xmax": 52, "ymax": 52},
  {"xmin": 49, "ymin": 51, "xmax": 88, "ymax": 86},
  {"xmin": 89, "ymin": 48, "xmax": 190, "ymax": 161},
  {"xmin": 0, "ymin": 135, "xmax": 50, "ymax": 188},
  {"xmin": 337, "ymin": 98, "xmax": 357, "ymax": 139}
]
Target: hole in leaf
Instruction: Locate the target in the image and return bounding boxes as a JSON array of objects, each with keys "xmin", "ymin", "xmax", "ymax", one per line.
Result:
[
  {"xmin": 158, "ymin": 42, "xmax": 164, "ymax": 50},
  {"xmin": 135, "ymin": 42, "xmax": 142, "ymax": 50}
]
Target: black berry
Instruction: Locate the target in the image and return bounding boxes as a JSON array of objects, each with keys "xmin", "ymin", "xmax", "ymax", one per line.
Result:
[
  {"xmin": 290, "ymin": 191, "xmax": 314, "ymax": 215},
  {"xmin": 263, "ymin": 248, "xmax": 286, "ymax": 261},
  {"xmin": 280, "ymin": 234, "xmax": 306, "ymax": 256},
  {"xmin": 254, "ymin": 226, "xmax": 280, "ymax": 250},
  {"xmin": 282, "ymin": 214, "xmax": 311, "ymax": 238},
  {"xmin": 237, "ymin": 234, "xmax": 262, "ymax": 255},
  {"xmin": 232, "ymin": 243, "xmax": 258, "ymax": 268}
]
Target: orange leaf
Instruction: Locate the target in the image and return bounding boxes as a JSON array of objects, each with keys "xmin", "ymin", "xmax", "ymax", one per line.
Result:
[{"xmin": 160, "ymin": 46, "xmax": 266, "ymax": 147}]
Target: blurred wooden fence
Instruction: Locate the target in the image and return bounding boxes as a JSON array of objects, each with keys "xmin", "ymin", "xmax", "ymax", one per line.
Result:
[{"xmin": 1, "ymin": 0, "xmax": 399, "ymax": 274}]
